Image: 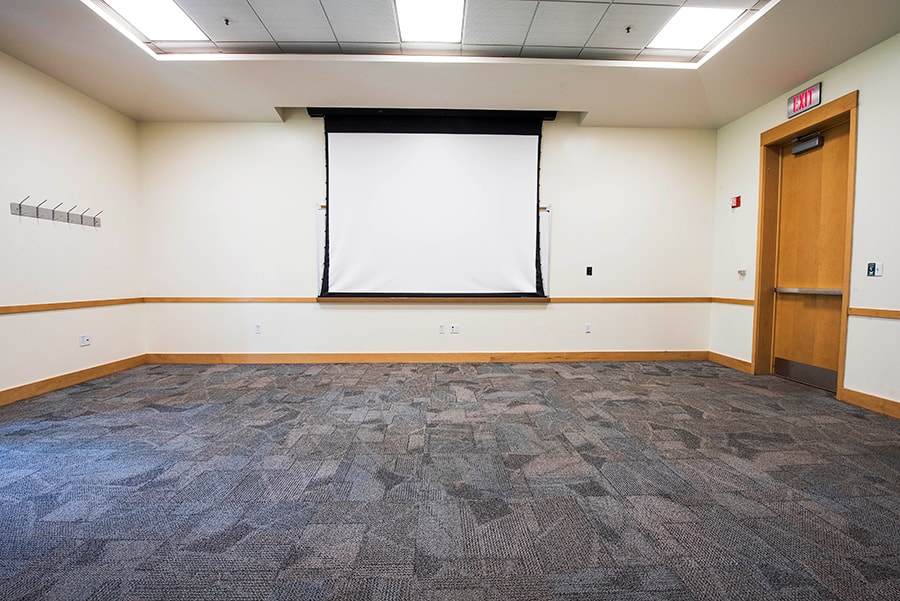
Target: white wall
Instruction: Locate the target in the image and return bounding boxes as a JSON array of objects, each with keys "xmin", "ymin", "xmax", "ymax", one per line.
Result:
[
  {"xmin": 139, "ymin": 120, "xmax": 324, "ymax": 298},
  {"xmin": 711, "ymin": 32, "xmax": 900, "ymax": 402},
  {"xmin": 139, "ymin": 112, "xmax": 716, "ymax": 355},
  {"xmin": 542, "ymin": 116, "xmax": 716, "ymax": 298},
  {"xmin": 0, "ymin": 53, "xmax": 143, "ymax": 390}
]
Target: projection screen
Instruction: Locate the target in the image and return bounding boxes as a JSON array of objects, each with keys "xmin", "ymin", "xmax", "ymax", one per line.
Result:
[{"xmin": 311, "ymin": 109, "xmax": 555, "ymax": 297}]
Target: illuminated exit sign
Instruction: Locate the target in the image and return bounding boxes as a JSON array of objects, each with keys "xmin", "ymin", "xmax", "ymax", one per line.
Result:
[{"xmin": 787, "ymin": 82, "xmax": 821, "ymax": 118}]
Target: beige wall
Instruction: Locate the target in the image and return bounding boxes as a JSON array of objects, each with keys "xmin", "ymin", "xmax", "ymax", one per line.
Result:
[
  {"xmin": 0, "ymin": 53, "xmax": 143, "ymax": 390},
  {"xmin": 3, "ymin": 32, "xmax": 899, "ymax": 407},
  {"xmin": 138, "ymin": 113, "xmax": 715, "ymax": 355}
]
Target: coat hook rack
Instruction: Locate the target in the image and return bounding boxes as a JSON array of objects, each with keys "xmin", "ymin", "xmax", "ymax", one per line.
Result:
[{"xmin": 10, "ymin": 196, "xmax": 103, "ymax": 227}]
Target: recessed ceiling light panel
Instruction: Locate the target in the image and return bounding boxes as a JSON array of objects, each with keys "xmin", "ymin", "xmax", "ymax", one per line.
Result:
[
  {"xmin": 396, "ymin": 0, "xmax": 464, "ymax": 43},
  {"xmin": 649, "ymin": 7, "xmax": 743, "ymax": 51},
  {"xmin": 104, "ymin": 0, "xmax": 208, "ymax": 41}
]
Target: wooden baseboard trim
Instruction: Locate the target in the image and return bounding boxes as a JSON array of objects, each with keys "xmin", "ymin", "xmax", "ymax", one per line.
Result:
[
  {"xmin": 145, "ymin": 350, "xmax": 709, "ymax": 365},
  {"xmin": 707, "ymin": 352, "xmax": 754, "ymax": 374},
  {"xmin": 488, "ymin": 351, "xmax": 709, "ymax": 363},
  {"xmin": 0, "ymin": 350, "xmax": 759, "ymax": 407},
  {"xmin": 837, "ymin": 387, "xmax": 900, "ymax": 419},
  {"xmin": 0, "ymin": 355, "xmax": 148, "ymax": 407}
]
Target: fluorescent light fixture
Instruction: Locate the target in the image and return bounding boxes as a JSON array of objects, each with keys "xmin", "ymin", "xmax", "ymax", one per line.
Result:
[
  {"xmin": 104, "ymin": 0, "xmax": 208, "ymax": 41},
  {"xmin": 649, "ymin": 7, "xmax": 743, "ymax": 50},
  {"xmin": 396, "ymin": 0, "xmax": 464, "ymax": 43}
]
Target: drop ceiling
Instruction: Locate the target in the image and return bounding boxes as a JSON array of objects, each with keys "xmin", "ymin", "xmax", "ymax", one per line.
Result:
[
  {"xmin": 115, "ymin": 0, "xmax": 770, "ymax": 63},
  {"xmin": 0, "ymin": 0, "xmax": 899, "ymax": 127}
]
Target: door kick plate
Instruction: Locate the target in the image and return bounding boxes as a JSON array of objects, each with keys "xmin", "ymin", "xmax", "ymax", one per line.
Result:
[{"xmin": 773, "ymin": 357, "xmax": 837, "ymax": 392}]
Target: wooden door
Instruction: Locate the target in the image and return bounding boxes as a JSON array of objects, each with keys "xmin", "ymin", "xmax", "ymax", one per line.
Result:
[{"xmin": 772, "ymin": 121, "xmax": 850, "ymax": 390}]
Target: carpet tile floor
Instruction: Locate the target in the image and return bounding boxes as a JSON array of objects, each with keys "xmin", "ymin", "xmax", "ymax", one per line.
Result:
[{"xmin": 0, "ymin": 361, "xmax": 898, "ymax": 600}]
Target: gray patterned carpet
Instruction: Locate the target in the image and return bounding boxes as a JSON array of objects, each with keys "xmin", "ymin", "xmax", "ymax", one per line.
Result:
[{"xmin": 0, "ymin": 361, "xmax": 898, "ymax": 600}]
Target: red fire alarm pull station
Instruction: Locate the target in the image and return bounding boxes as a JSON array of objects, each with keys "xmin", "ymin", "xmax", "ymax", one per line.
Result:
[{"xmin": 731, "ymin": 195, "xmax": 741, "ymax": 208}]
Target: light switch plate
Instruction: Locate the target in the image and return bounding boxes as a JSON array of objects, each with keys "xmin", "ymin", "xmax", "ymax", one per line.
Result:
[{"xmin": 867, "ymin": 262, "xmax": 884, "ymax": 277}]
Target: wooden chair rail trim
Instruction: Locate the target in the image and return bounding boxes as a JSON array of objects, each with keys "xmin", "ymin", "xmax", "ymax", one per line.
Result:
[
  {"xmin": 11, "ymin": 298, "xmax": 893, "ymax": 322},
  {"xmin": 317, "ymin": 296, "xmax": 551, "ymax": 304},
  {"xmin": 551, "ymin": 297, "xmax": 710, "ymax": 304},
  {"xmin": 0, "ymin": 298, "xmax": 143, "ymax": 315},
  {"xmin": 144, "ymin": 297, "xmax": 319, "ymax": 304},
  {"xmin": 3, "ymin": 296, "xmax": 762, "ymax": 314},
  {"xmin": 847, "ymin": 307, "xmax": 900, "ymax": 320},
  {"xmin": 711, "ymin": 297, "xmax": 754, "ymax": 306}
]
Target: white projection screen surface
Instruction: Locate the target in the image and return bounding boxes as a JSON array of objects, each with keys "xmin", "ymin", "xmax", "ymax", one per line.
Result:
[{"xmin": 324, "ymin": 130, "xmax": 543, "ymax": 296}]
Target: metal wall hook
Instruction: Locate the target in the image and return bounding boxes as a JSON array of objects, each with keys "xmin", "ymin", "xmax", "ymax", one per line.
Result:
[
  {"xmin": 35, "ymin": 199, "xmax": 48, "ymax": 220},
  {"xmin": 9, "ymin": 197, "xmax": 103, "ymax": 228}
]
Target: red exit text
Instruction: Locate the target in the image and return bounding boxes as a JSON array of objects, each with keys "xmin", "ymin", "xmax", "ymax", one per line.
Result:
[{"xmin": 787, "ymin": 83, "xmax": 821, "ymax": 118}]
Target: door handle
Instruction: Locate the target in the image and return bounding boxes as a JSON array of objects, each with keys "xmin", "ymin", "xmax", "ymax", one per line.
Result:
[{"xmin": 775, "ymin": 287, "xmax": 843, "ymax": 296}]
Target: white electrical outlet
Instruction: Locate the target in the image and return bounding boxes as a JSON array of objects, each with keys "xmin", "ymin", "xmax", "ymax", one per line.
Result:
[
  {"xmin": 439, "ymin": 324, "xmax": 445, "ymax": 334},
  {"xmin": 255, "ymin": 324, "xmax": 262, "ymax": 335},
  {"xmin": 79, "ymin": 335, "xmax": 91, "ymax": 347},
  {"xmin": 449, "ymin": 324, "xmax": 460, "ymax": 334},
  {"xmin": 585, "ymin": 323, "xmax": 592, "ymax": 334}
]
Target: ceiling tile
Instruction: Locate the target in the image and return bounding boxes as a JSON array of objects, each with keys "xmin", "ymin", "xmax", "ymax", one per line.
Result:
[
  {"xmin": 587, "ymin": 4, "xmax": 678, "ymax": 49},
  {"xmin": 249, "ymin": 0, "xmax": 336, "ymax": 42},
  {"xmin": 463, "ymin": 0, "xmax": 537, "ymax": 45},
  {"xmin": 320, "ymin": 0, "xmax": 399, "ymax": 43},
  {"xmin": 525, "ymin": 2, "xmax": 610, "ymax": 47},
  {"xmin": 177, "ymin": 0, "xmax": 272, "ymax": 42}
]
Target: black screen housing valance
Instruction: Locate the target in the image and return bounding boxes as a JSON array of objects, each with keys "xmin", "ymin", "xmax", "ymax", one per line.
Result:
[{"xmin": 307, "ymin": 108, "xmax": 556, "ymax": 135}]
